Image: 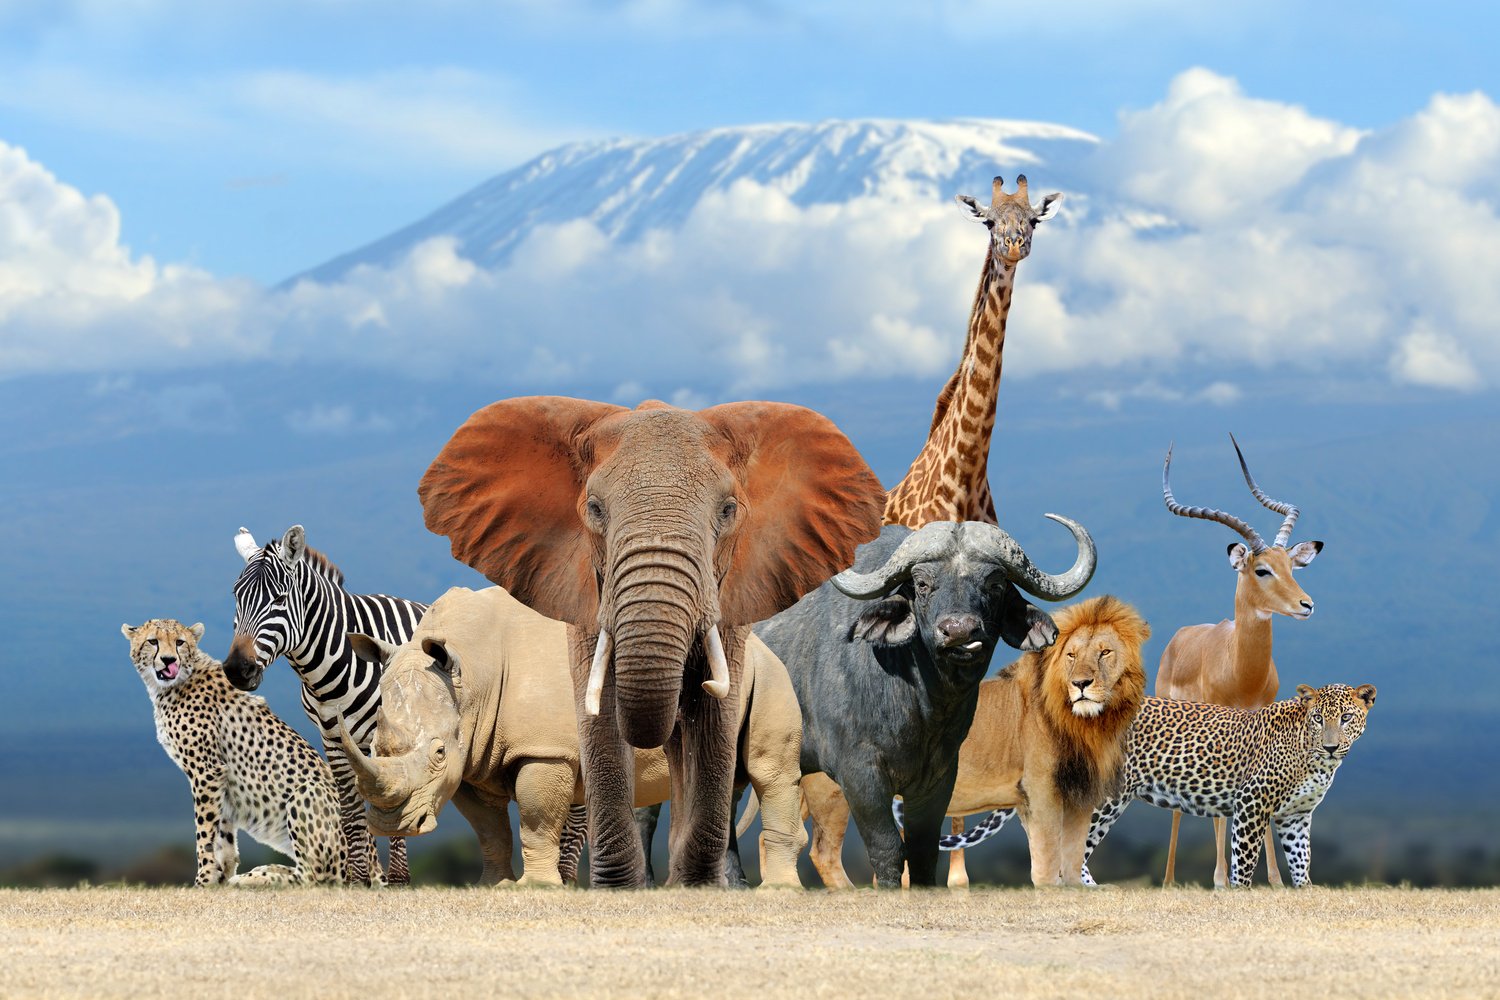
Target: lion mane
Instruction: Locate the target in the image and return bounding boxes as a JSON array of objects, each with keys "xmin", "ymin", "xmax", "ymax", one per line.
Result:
[{"xmin": 1015, "ymin": 594, "xmax": 1150, "ymax": 811}]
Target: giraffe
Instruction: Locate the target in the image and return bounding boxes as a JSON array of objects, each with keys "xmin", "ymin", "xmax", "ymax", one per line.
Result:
[
  {"xmin": 800, "ymin": 176, "xmax": 1062, "ymax": 891},
  {"xmin": 883, "ymin": 174, "xmax": 1062, "ymax": 530}
]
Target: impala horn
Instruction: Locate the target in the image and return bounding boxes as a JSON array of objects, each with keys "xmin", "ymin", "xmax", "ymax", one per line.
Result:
[
  {"xmin": 1162, "ymin": 442, "xmax": 1268, "ymax": 553},
  {"xmin": 1230, "ymin": 433, "xmax": 1301, "ymax": 548}
]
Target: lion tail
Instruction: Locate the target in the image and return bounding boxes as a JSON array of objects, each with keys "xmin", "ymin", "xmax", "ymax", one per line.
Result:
[{"xmin": 890, "ymin": 799, "xmax": 1017, "ymax": 852}]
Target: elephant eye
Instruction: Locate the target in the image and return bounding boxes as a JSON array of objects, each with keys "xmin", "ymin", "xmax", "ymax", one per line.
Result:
[
  {"xmin": 585, "ymin": 498, "xmax": 605, "ymax": 523},
  {"xmin": 718, "ymin": 498, "xmax": 738, "ymax": 523}
]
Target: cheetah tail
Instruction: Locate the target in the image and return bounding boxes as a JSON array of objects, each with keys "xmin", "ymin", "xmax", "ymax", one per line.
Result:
[{"xmin": 890, "ymin": 798, "xmax": 1016, "ymax": 852}]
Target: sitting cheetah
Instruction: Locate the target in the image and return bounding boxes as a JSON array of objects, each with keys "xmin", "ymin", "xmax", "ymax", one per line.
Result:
[
  {"xmin": 1081, "ymin": 682, "xmax": 1376, "ymax": 888},
  {"xmin": 122, "ymin": 619, "xmax": 347, "ymax": 886}
]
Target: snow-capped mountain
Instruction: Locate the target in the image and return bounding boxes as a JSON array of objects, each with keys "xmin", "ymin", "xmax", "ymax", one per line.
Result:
[{"xmin": 292, "ymin": 118, "xmax": 1098, "ymax": 283}]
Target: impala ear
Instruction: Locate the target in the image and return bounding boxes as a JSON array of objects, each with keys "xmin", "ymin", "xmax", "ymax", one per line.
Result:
[
  {"xmin": 1287, "ymin": 540, "xmax": 1322, "ymax": 567},
  {"xmin": 1227, "ymin": 542, "xmax": 1250, "ymax": 571},
  {"xmin": 700, "ymin": 401, "xmax": 885, "ymax": 626},
  {"xmin": 419, "ymin": 396, "xmax": 628, "ymax": 625}
]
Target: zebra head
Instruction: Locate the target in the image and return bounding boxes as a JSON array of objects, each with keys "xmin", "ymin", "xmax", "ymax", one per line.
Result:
[{"xmin": 226, "ymin": 525, "xmax": 309, "ymax": 691}]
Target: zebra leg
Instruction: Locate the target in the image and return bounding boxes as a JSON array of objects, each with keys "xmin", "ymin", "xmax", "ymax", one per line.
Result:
[
  {"xmin": 385, "ymin": 836, "xmax": 409, "ymax": 887},
  {"xmin": 1080, "ymin": 795, "xmax": 1130, "ymax": 886},
  {"xmin": 558, "ymin": 805, "xmax": 587, "ymax": 885},
  {"xmin": 1277, "ymin": 813, "xmax": 1314, "ymax": 887},
  {"xmin": 322, "ymin": 737, "xmax": 374, "ymax": 886}
]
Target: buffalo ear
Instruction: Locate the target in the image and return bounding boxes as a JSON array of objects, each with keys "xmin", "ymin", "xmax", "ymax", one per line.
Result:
[
  {"xmin": 847, "ymin": 596, "xmax": 917, "ymax": 646},
  {"xmin": 701, "ymin": 401, "xmax": 885, "ymax": 625},
  {"xmin": 419, "ymin": 396, "xmax": 627, "ymax": 625}
]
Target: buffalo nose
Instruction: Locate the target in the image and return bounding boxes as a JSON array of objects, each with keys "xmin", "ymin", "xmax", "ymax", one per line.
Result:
[{"xmin": 936, "ymin": 614, "xmax": 982, "ymax": 645}]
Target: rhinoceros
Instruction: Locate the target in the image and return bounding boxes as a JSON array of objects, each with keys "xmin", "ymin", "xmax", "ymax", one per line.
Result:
[{"xmin": 338, "ymin": 585, "xmax": 806, "ymax": 887}]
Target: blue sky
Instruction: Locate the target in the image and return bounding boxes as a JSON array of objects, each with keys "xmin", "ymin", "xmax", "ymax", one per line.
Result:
[{"xmin": 1, "ymin": 1, "xmax": 1496, "ymax": 283}]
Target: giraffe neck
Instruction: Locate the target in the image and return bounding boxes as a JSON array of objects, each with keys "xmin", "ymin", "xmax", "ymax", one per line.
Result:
[{"xmin": 884, "ymin": 239, "xmax": 1022, "ymax": 528}]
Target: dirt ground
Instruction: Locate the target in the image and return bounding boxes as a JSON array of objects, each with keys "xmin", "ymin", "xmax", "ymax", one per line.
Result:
[{"xmin": 1, "ymin": 885, "xmax": 1495, "ymax": 999}]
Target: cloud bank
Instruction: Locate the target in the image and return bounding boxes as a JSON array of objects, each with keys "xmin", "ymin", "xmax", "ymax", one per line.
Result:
[{"xmin": 2, "ymin": 69, "xmax": 1496, "ymax": 400}]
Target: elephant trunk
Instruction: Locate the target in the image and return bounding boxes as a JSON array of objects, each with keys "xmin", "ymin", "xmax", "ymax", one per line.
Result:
[{"xmin": 606, "ymin": 533, "xmax": 708, "ymax": 749}]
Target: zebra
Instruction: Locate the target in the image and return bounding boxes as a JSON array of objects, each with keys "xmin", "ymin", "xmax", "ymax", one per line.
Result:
[{"xmin": 225, "ymin": 524, "xmax": 428, "ymax": 886}]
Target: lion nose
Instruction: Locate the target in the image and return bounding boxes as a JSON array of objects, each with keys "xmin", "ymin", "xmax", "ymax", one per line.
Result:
[{"xmin": 1073, "ymin": 677, "xmax": 1092, "ymax": 692}]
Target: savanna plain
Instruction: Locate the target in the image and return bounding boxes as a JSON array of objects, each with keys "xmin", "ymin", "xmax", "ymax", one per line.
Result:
[{"xmin": 2, "ymin": 886, "xmax": 1494, "ymax": 999}]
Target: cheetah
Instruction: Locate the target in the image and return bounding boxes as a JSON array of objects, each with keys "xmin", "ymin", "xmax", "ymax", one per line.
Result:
[
  {"xmin": 122, "ymin": 619, "xmax": 347, "ymax": 886},
  {"xmin": 1081, "ymin": 682, "xmax": 1376, "ymax": 888}
]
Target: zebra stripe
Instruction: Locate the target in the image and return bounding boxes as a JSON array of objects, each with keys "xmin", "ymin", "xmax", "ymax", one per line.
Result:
[
  {"xmin": 890, "ymin": 799, "xmax": 1017, "ymax": 851},
  {"xmin": 231, "ymin": 526, "xmax": 428, "ymax": 886}
]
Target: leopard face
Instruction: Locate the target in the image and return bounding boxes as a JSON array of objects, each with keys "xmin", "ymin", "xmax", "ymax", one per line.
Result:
[{"xmin": 1296, "ymin": 682, "xmax": 1376, "ymax": 760}]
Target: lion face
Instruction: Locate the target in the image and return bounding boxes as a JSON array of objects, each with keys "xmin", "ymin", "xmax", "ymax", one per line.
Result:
[{"xmin": 1056, "ymin": 623, "xmax": 1128, "ymax": 717}]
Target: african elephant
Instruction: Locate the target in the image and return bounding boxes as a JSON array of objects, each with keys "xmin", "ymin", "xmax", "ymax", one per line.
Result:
[
  {"xmin": 339, "ymin": 585, "xmax": 810, "ymax": 887},
  {"xmin": 418, "ymin": 398, "xmax": 884, "ymax": 887}
]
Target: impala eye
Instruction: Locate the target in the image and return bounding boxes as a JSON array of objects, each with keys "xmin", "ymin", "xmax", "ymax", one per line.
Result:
[{"xmin": 1255, "ymin": 568, "xmax": 1273, "ymax": 578}]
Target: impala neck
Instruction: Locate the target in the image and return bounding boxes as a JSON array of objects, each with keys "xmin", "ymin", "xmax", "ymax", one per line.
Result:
[{"xmin": 1227, "ymin": 576, "xmax": 1277, "ymax": 702}]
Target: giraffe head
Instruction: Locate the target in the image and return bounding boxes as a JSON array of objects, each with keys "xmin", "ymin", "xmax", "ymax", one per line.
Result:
[{"xmin": 956, "ymin": 175, "xmax": 1062, "ymax": 266}]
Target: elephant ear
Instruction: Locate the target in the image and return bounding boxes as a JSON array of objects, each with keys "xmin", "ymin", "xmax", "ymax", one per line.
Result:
[
  {"xmin": 418, "ymin": 395, "xmax": 627, "ymax": 625},
  {"xmin": 701, "ymin": 401, "xmax": 885, "ymax": 625}
]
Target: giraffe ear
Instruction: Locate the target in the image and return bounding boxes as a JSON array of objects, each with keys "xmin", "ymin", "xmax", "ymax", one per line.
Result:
[
  {"xmin": 954, "ymin": 194, "xmax": 989, "ymax": 222},
  {"xmin": 1035, "ymin": 192, "xmax": 1063, "ymax": 221}
]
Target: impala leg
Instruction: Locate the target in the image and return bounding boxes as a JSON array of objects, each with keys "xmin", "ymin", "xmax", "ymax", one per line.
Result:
[
  {"xmin": 946, "ymin": 816, "xmax": 969, "ymax": 889},
  {"xmin": 1263, "ymin": 824, "xmax": 1285, "ymax": 887},
  {"xmin": 1163, "ymin": 809, "xmax": 1182, "ymax": 886},
  {"xmin": 1212, "ymin": 815, "xmax": 1229, "ymax": 888}
]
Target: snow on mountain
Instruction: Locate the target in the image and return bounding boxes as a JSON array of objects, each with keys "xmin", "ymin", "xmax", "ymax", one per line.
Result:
[{"xmin": 291, "ymin": 118, "xmax": 1099, "ymax": 284}]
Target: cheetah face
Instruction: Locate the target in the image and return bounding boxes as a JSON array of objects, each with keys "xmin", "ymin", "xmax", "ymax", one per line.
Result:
[
  {"xmin": 1297, "ymin": 683, "xmax": 1376, "ymax": 760},
  {"xmin": 122, "ymin": 620, "xmax": 206, "ymax": 692}
]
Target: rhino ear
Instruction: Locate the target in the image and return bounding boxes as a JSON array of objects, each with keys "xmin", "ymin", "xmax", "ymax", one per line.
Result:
[
  {"xmin": 421, "ymin": 637, "xmax": 462, "ymax": 686},
  {"xmin": 350, "ymin": 633, "xmax": 399, "ymax": 665}
]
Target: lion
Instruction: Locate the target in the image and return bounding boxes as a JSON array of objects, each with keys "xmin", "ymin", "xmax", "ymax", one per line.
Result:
[{"xmin": 905, "ymin": 594, "xmax": 1150, "ymax": 887}]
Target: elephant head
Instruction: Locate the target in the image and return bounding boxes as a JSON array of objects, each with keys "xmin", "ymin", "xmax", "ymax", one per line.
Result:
[
  {"xmin": 418, "ymin": 397, "xmax": 884, "ymax": 885},
  {"xmin": 337, "ymin": 632, "xmax": 466, "ymax": 838}
]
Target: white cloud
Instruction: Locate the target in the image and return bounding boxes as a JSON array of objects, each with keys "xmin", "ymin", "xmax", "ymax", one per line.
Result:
[{"xmin": 2, "ymin": 69, "xmax": 1499, "ymax": 404}]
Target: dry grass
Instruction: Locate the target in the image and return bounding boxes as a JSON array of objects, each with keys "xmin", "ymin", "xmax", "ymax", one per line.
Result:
[{"xmin": 2, "ymin": 886, "xmax": 1496, "ymax": 999}]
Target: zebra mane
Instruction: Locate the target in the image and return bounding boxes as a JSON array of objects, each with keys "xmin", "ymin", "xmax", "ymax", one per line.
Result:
[{"xmin": 262, "ymin": 539, "xmax": 346, "ymax": 586}]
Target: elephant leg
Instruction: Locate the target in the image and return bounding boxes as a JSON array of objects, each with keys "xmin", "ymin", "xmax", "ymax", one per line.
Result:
[
  {"xmin": 801, "ymin": 773, "xmax": 854, "ymax": 889},
  {"xmin": 515, "ymin": 759, "xmax": 572, "ymax": 887},
  {"xmin": 450, "ymin": 784, "xmax": 514, "ymax": 886},
  {"xmin": 570, "ymin": 627, "xmax": 646, "ymax": 889},
  {"xmin": 633, "ymin": 804, "xmax": 661, "ymax": 887},
  {"xmin": 663, "ymin": 681, "xmax": 737, "ymax": 887}
]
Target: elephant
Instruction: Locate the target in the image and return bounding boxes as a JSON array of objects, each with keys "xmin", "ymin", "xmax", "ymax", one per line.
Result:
[
  {"xmin": 418, "ymin": 397, "xmax": 885, "ymax": 887},
  {"xmin": 338, "ymin": 585, "xmax": 810, "ymax": 887}
]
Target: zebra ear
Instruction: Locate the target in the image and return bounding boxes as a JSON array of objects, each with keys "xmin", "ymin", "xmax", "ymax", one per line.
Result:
[
  {"xmin": 280, "ymin": 525, "xmax": 307, "ymax": 567},
  {"xmin": 349, "ymin": 633, "xmax": 399, "ymax": 665}
]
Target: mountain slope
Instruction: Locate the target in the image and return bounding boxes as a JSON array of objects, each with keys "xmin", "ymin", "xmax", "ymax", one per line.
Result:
[{"xmin": 291, "ymin": 118, "xmax": 1098, "ymax": 283}]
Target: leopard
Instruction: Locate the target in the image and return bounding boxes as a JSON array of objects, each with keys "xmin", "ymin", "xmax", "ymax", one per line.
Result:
[
  {"xmin": 1080, "ymin": 681, "xmax": 1375, "ymax": 888},
  {"xmin": 122, "ymin": 618, "xmax": 347, "ymax": 886}
]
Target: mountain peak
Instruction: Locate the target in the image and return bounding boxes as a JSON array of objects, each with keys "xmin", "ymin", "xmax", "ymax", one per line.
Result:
[{"xmin": 290, "ymin": 117, "xmax": 1098, "ymax": 285}]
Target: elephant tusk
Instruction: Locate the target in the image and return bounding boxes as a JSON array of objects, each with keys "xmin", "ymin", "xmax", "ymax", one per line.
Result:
[
  {"xmin": 586, "ymin": 628, "xmax": 613, "ymax": 717},
  {"xmin": 702, "ymin": 624, "xmax": 730, "ymax": 700}
]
